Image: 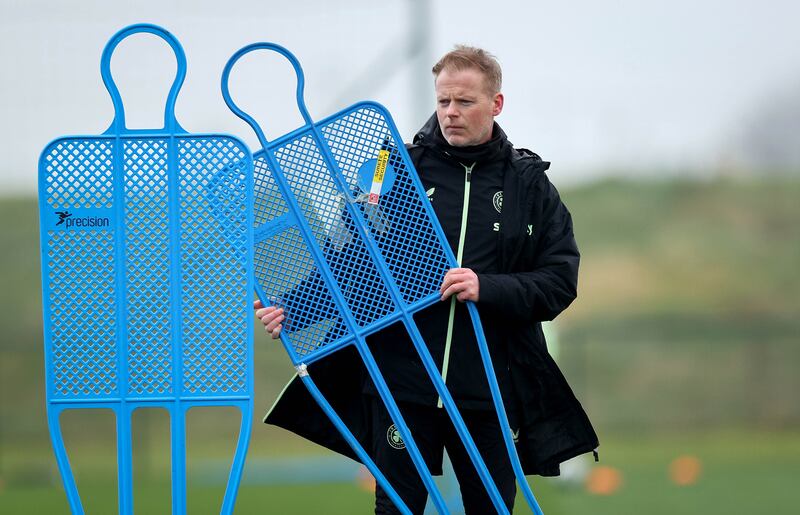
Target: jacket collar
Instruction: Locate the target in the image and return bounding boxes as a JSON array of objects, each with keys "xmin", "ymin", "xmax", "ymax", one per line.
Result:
[{"xmin": 413, "ymin": 113, "xmax": 512, "ymax": 164}]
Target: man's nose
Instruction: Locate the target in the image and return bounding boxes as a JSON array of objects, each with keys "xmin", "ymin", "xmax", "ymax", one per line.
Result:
[{"xmin": 446, "ymin": 103, "xmax": 459, "ymax": 117}]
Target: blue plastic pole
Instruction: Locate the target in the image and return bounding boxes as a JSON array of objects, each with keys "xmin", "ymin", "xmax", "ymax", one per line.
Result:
[{"xmin": 299, "ymin": 368, "xmax": 412, "ymax": 515}]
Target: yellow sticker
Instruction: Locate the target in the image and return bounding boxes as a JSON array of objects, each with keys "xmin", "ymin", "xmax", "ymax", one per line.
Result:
[{"xmin": 368, "ymin": 150, "xmax": 390, "ymax": 204}]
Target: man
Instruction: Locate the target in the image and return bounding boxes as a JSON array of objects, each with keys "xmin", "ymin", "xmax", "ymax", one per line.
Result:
[{"xmin": 255, "ymin": 46, "xmax": 598, "ymax": 514}]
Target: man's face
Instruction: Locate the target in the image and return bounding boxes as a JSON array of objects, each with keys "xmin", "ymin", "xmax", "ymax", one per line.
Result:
[{"xmin": 435, "ymin": 67, "xmax": 504, "ymax": 147}]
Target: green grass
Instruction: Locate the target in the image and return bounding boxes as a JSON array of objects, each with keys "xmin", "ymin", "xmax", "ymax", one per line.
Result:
[
  {"xmin": 2, "ymin": 431, "xmax": 798, "ymax": 514},
  {"xmin": 562, "ymin": 176, "xmax": 800, "ymax": 317},
  {"xmin": 0, "ymin": 482, "xmax": 375, "ymax": 515},
  {"xmin": 3, "ymin": 177, "xmax": 800, "ymax": 513},
  {"xmin": 529, "ymin": 431, "xmax": 800, "ymax": 515}
]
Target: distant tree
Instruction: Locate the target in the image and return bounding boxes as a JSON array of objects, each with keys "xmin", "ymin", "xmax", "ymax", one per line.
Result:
[{"xmin": 737, "ymin": 78, "xmax": 800, "ymax": 172}]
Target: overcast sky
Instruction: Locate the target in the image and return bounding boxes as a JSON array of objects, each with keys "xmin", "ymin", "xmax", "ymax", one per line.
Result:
[{"xmin": 2, "ymin": 0, "xmax": 799, "ymax": 193}]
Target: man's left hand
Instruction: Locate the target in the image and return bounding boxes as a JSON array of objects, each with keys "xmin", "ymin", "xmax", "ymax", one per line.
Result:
[{"xmin": 440, "ymin": 267, "xmax": 479, "ymax": 302}]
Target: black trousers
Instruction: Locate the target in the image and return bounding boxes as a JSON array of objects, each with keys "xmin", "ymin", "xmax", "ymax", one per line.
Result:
[{"xmin": 370, "ymin": 397, "xmax": 516, "ymax": 514}]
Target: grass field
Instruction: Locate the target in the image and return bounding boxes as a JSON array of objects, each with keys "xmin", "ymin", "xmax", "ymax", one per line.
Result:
[
  {"xmin": 2, "ymin": 176, "xmax": 799, "ymax": 513},
  {"xmin": 2, "ymin": 431, "xmax": 799, "ymax": 514}
]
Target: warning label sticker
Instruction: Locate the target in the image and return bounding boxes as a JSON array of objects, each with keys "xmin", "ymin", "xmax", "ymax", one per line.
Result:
[{"xmin": 368, "ymin": 150, "xmax": 390, "ymax": 204}]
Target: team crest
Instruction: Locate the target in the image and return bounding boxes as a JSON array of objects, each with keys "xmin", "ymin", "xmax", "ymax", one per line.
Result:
[
  {"xmin": 492, "ymin": 191, "xmax": 503, "ymax": 213},
  {"xmin": 386, "ymin": 424, "xmax": 405, "ymax": 449},
  {"xmin": 426, "ymin": 187, "xmax": 435, "ymax": 202}
]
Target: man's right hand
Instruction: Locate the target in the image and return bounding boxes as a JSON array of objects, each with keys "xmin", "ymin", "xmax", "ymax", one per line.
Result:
[{"xmin": 254, "ymin": 299, "xmax": 284, "ymax": 339}]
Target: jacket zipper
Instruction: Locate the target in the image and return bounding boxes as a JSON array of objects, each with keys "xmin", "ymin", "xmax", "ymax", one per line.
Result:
[{"xmin": 437, "ymin": 161, "xmax": 475, "ymax": 408}]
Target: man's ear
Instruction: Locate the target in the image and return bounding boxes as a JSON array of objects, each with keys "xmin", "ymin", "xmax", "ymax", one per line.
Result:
[{"xmin": 493, "ymin": 93, "xmax": 504, "ymax": 116}]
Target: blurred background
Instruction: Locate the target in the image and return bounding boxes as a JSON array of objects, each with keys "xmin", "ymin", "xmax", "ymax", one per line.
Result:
[{"xmin": 1, "ymin": 0, "xmax": 798, "ymax": 513}]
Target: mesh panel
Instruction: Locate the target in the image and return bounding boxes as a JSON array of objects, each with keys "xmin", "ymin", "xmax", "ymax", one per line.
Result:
[
  {"xmin": 255, "ymin": 228, "xmax": 349, "ymax": 360},
  {"xmin": 178, "ymin": 137, "xmax": 249, "ymax": 395},
  {"xmin": 273, "ymin": 134, "xmax": 395, "ymax": 327},
  {"xmin": 124, "ymin": 139, "xmax": 172, "ymax": 396},
  {"xmin": 251, "ymin": 155, "xmax": 346, "ymax": 360},
  {"xmin": 251, "ymin": 110, "xmax": 455, "ymax": 363},
  {"xmin": 320, "ymin": 107, "xmax": 450, "ymax": 305},
  {"xmin": 43, "ymin": 140, "xmax": 114, "ymax": 209},
  {"xmin": 253, "ymin": 155, "xmax": 288, "ymax": 225},
  {"xmin": 39, "ymin": 36, "xmax": 255, "ymax": 507},
  {"xmin": 42, "ymin": 134, "xmax": 251, "ymax": 400},
  {"xmin": 47, "ymin": 230, "xmax": 118, "ymax": 398}
]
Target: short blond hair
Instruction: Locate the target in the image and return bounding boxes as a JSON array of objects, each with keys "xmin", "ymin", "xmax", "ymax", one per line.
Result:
[{"xmin": 432, "ymin": 45, "xmax": 502, "ymax": 95}]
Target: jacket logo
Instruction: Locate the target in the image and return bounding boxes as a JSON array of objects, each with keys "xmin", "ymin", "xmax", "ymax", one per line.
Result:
[
  {"xmin": 386, "ymin": 424, "xmax": 405, "ymax": 449},
  {"xmin": 493, "ymin": 223, "xmax": 533, "ymax": 235},
  {"xmin": 511, "ymin": 427, "xmax": 520, "ymax": 443},
  {"xmin": 426, "ymin": 187, "xmax": 435, "ymax": 202},
  {"xmin": 492, "ymin": 191, "xmax": 503, "ymax": 213}
]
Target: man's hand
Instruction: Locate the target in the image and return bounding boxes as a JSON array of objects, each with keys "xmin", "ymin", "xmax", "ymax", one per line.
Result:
[
  {"xmin": 439, "ymin": 267, "xmax": 480, "ymax": 302},
  {"xmin": 254, "ymin": 299, "xmax": 284, "ymax": 339}
]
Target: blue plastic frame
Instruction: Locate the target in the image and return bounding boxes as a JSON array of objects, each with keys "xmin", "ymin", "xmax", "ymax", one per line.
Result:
[
  {"xmin": 222, "ymin": 42, "xmax": 543, "ymax": 515},
  {"xmin": 38, "ymin": 24, "xmax": 255, "ymax": 515}
]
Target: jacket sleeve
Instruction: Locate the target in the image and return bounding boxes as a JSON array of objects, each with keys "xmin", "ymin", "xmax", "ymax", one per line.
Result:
[{"xmin": 477, "ymin": 179, "xmax": 580, "ymax": 322}]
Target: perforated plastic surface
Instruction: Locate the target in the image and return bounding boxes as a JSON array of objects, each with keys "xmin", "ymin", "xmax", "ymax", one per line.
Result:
[
  {"xmin": 38, "ymin": 24, "xmax": 254, "ymax": 515},
  {"xmin": 222, "ymin": 43, "xmax": 545, "ymax": 515},
  {"xmin": 42, "ymin": 137, "xmax": 252, "ymax": 400},
  {"xmin": 251, "ymin": 107, "xmax": 451, "ymax": 363}
]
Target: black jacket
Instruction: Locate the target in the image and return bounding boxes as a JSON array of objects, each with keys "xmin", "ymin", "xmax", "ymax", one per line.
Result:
[
  {"xmin": 362, "ymin": 116, "xmax": 518, "ymax": 410},
  {"xmin": 265, "ymin": 115, "xmax": 599, "ymax": 476}
]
